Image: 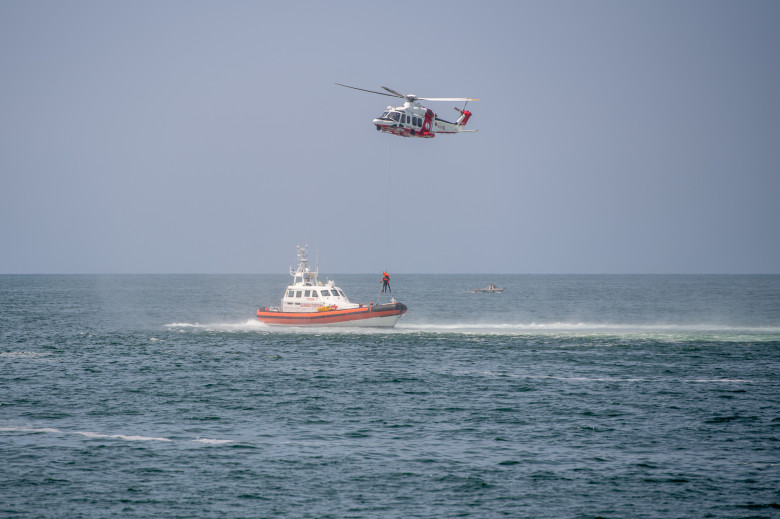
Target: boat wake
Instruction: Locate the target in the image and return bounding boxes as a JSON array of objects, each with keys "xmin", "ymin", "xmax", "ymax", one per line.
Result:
[
  {"xmin": 396, "ymin": 321, "xmax": 780, "ymax": 340},
  {"xmin": 163, "ymin": 319, "xmax": 780, "ymax": 341},
  {"xmin": 165, "ymin": 319, "xmax": 268, "ymax": 332},
  {"xmin": 164, "ymin": 319, "xmax": 404, "ymax": 334}
]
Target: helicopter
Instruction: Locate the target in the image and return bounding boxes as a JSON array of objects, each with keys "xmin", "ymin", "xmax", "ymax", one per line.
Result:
[{"xmin": 335, "ymin": 83, "xmax": 479, "ymax": 139}]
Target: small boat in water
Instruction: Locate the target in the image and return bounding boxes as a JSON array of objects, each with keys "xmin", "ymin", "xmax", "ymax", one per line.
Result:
[
  {"xmin": 474, "ymin": 284, "xmax": 504, "ymax": 293},
  {"xmin": 257, "ymin": 246, "xmax": 407, "ymax": 327}
]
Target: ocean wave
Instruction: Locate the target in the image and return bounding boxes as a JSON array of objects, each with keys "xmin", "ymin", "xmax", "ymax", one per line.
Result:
[
  {"xmin": 0, "ymin": 426, "xmax": 232, "ymax": 445},
  {"xmin": 526, "ymin": 375, "xmax": 754, "ymax": 383},
  {"xmin": 193, "ymin": 437, "xmax": 234, "ymax": 445},
  {"xmin": 0, "ymin": 351, "xmax": 56, "ymax": 360}
]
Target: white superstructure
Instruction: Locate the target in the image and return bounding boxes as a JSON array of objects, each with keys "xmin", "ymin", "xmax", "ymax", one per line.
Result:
[{"xmin": 274, "ymin": 246, "xmax": 360, "ymax": 313}]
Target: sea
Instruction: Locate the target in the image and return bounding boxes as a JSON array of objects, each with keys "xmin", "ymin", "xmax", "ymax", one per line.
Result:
[{"xmin": 1, "ymin": 274, "xmax": 779, "ymax": 518}]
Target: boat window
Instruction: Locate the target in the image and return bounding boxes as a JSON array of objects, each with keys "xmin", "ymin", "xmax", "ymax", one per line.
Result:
[
  {"xmin": 311, "ymin": 290, "xmax": 318, "ymax": 297},
  {"xmin": 338, "ymin": 290, "xmax": 346, "ymax": 297},
  {"xmin": 287, "ymin": 290, "xmax": 294, "ymax": 297},
  {"xmin": 295, "ymin": 291, "xmax": 302, "ymax": 297},
  {"xmin": 304, "ymin": 290, "xmax": 311, "ymax": 297},
  {"xmin": 321, "ymin": 290, "xmax": 331, "ymax": 296}
]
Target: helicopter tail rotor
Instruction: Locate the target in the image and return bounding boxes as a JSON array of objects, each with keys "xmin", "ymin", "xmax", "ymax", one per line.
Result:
[
  {"xmin": 454, "ymin": 99, "xmax": 470, "ymax": 113},
  {"xmin": 453, "ymin": 106, "xmax": 473, "ymax": 126}
]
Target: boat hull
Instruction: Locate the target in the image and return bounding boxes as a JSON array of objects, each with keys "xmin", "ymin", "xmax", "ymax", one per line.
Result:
[{"xmin": 257, "ymin": 302, "xmax": 407, "ymax": 327}]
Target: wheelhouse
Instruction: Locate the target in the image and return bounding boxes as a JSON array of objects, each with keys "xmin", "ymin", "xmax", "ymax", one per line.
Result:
[{"xmin": 283, "ymin": 280, "xmax": 353, "ymax": 310}]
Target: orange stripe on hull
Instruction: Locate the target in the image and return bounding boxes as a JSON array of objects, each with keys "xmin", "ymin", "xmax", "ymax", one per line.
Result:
[{"xmin": 257, "ymin": 303, "xmax": 407, "ymax": 327}]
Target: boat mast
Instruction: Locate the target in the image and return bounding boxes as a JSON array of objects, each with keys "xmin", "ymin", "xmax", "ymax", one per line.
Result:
[{"xmin": 291, "ymin": 245, "xmax": 318, "ymax": 286}]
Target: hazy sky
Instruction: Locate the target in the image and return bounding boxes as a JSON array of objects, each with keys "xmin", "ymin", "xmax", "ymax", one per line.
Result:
[{"xmin": 2, "ymin": 1, "xmax": 779, "ymax": 274}]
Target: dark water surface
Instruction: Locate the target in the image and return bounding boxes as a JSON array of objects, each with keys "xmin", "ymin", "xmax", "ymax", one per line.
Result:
[{"xmin": 2, "ymin": 274, "xmax": 779, "ymax": 518}]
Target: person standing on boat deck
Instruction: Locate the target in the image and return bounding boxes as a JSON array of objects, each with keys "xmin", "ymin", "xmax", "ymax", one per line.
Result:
[{"xmin": 381, "ymin": 272, "xmax": 391, "ymax": 293}]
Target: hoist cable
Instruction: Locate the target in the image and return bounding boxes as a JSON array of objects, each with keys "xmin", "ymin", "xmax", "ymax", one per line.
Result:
[
  {"xmin": 385, "ymin": 139, "xmax": 392, "ymax": 273},
  {"xmin": 378, "ymin": 140, "xmax": 392, "ymax": 300}
]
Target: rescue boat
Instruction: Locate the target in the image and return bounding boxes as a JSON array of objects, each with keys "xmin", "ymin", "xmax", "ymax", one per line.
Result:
[{"xmin": 257, "ymin": 246, "xmax": 407, "ymax": 327}]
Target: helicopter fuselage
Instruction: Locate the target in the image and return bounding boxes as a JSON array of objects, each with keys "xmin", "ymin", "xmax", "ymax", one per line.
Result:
[{"xmin": 372, "ymin": 101, "xmax": 471, "ymax": 138}]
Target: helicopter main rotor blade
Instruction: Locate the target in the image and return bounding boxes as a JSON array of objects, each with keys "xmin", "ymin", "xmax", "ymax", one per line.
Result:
[
  {"xmin": 335, "ymin": 83, "xmax": 399, "ymax": 98},
  {"xmin": 381, "ymin": 86, "xmax": 408, "ymax": 99},
  {"xmin": 419, "ymin": 97, "xmax": 480, "ymax": 102},
  {"xmin": 336, "ymin": 83, "xmax": 479, "ymax": 103}
]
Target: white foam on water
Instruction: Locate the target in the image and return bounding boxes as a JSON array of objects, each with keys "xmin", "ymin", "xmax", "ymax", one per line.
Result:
[
  {"xmin": 396, "ymin": 321, "xmax": 780, "ymax": 339},
  {"xmin": 165, "ymin": 319, "xmax": 268, "ymax": 332},
  {"xmin": 0, "ymin": 427, "xmax": 61, "ymax": 433},
  {"xmin": 0, "ymin": 351, "xmax": 55, "ymax": 360},
  {"xmin": 475, "ymin": 372, "xmax": 755, "ymax": 384},
  {"xmin": 75, "ymin": 431, "xmax": 172, "ymax": 442},
  {"xmin": 193, "ymin": 437, "xmax": 234, "ymax": 445},
  {"xmin": 164, "ymin": 319, "xmax": 399, "ymax": 335},
  {"xmin": 162, "ymin": 318, "xmax": 780, "ymax": 341},
  {"xmin": 528, "ymin": 375, "xmax": 753, "ymax": 384},
  {"xmin": 0, "ymin": 426, "xmax": 232, "ymax": 445}
]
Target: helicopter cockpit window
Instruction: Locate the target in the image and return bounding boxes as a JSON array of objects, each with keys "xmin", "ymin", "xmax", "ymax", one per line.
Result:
[
  {"xmin": 380, "ymin": 111, "xmax": 390, "ymax": 119},
  {"xmin": 389, "ymin": 112, "xmax": 400, "ymax": 122}
]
